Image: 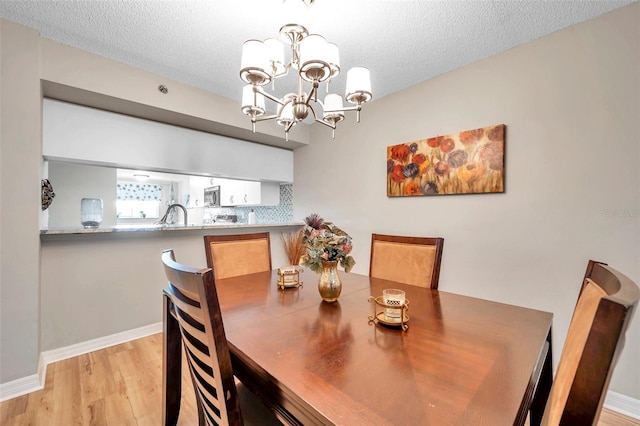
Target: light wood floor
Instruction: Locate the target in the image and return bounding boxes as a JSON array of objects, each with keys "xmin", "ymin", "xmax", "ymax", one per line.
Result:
[
  {"xmin": 1, "ymin": 333, "xmax": 638, "ymax": 425},
  {"xmin": 0, "ymin": 333, "xmax": 199, "ymax": 425}
]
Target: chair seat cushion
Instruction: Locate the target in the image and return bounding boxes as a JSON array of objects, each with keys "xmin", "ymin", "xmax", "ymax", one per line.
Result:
[
  {"xmin": 371, "ymin": 240, "xmax": 436, "ymax": 287},
  {"xmin": 209, "ymin": 238, "xmax": 271, "ymax": 279}
]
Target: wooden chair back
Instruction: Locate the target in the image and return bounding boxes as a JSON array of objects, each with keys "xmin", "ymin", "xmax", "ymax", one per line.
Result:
[
  {"xmin": 161, "ymin": 249, "xmax": 242, "ymax": 426},
  {"xmin": 541, "ymin": 260, "xmax": 639, "ymax": 425},
  {"xmin": 204, "ymin": 233, "xmax": 272, "ymax": 280},
  {"xmin": 369, "ymin": 234, "xmax": 444, "ymax": 289}
]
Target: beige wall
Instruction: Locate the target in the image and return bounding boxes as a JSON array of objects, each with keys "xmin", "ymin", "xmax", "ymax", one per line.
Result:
[
  {"xmin": 40, "ymin": 228, "xmax": 293, "ymax": 351},
  {"xmin": 0, "ymin": 20, "xmax": 42, "ymax": 383},
  {"xmin": 39, "ymin": 39, "xmax": 311, "ymax": 149},
  {"xmin": 294, "ymin": 4, "xmax": 639, "ymax": 398}
]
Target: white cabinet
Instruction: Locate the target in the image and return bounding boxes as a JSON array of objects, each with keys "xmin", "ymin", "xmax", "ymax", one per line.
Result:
[
  {"xmin": 244, "ymin": 181, "xmax": 261, "ymax": 205},
  {"xmin": 214, "ymin": 178, "xmax": 261, "ymax": 206},
  {"xmin": 261, "ymin": 182, "xmax": 281, "ymax": 206},
  {"xmin": 216, "ymin": 178, "xmax": 241, "ymax": 206},
  {"xmin": 188, "ymin": 176, "xmax": 212, "ymax": 208}
]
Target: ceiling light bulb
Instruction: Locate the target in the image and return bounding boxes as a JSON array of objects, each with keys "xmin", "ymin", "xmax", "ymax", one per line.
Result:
[
  {"xmin": 326, "ymin": 42, "xmax": 340, "ymax": 78},
  {"xmin": 345, "ymin": 67, "xmax": 372, "ymax": 104},
  {"xmin": 264, "ymin": 38, "xmax": 285, "ymax": 75},
  {"xmin": 299, "ymin": 34, "xmax": 331, "ymax": 82},
  {"xmin": 323, "ymin": 94, "xmax": 345, "ymax": 121},
  {"xmin": 240, "ymin": 40, "xmax": 271, "ymax": 85},
  {"xmin": 277, "ymin": 102, "xmax": 295, "ymax": 126},
  {"xmin": 133, "ymin": 173, "xmax": 150, "ymax": 181},
  {"xmin": 241, "ymin": 85, "xmax": 265, "ymax": 116}
]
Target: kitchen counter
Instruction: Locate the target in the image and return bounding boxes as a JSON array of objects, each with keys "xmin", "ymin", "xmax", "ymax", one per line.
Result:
[{"xmin": 40, "ymin": 222, "xmax": 303, "ymax": 239}]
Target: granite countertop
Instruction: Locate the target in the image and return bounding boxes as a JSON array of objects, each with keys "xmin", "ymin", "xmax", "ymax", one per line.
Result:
[{"xmin": 40, "ymin": 222, "xmax": 303, "ymax": 237}]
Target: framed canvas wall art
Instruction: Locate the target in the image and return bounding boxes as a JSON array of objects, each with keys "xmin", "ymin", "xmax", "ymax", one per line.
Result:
[{"xmin": 387, "ymin": 124, "xmax": 505, "ymax": 197}]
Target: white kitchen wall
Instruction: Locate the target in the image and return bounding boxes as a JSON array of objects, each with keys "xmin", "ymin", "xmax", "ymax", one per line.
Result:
[{"xmin": 294, "ymin": 4, "xmax": 639, "ymax": 400}]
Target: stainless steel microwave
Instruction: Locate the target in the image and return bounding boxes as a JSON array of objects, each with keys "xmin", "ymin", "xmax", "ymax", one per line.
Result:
[{"xmin": 203, "ymin": 186, "xmax": 220, "ymax": 207}]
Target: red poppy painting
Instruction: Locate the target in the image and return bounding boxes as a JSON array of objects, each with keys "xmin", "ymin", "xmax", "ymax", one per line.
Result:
[{"xmin": 387, "ymin": 124, "xmax": 505, "ymax": 196}]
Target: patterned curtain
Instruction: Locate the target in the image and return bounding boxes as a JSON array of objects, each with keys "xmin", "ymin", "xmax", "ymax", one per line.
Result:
[{"xmin": 117, "ymin": 182, "xmax": 163, "ymax": 200}]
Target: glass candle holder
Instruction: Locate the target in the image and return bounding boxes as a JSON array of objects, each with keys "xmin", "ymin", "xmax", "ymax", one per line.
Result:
[
  {"xmin": 81, "ymin": 198, "xmax": 103, "ymax": 229},
  {"xmin": 382, "ymin": 289, "xmax": 406, "ymax": 323}
]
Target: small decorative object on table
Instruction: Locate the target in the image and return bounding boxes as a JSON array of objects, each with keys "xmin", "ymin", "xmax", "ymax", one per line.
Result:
[
  {"xmin": 277, "ymin": 265, "xmax": 303, "ymax": 290},
  {"xmin": 80, "ymin": 198, "xmax": 103, "ymax": 229},
  {"xmin": 299, "ymin": 213, "xmax": 355, "ymax": 303},
  {"xmin": 368, "ymin": 290, "xmax": 409, "ymax": 331}
]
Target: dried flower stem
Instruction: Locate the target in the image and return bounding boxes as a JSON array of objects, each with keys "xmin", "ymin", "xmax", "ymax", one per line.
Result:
[{"xmin": 281, "ymin": 229, "xmax": 305, "ymax": 266}]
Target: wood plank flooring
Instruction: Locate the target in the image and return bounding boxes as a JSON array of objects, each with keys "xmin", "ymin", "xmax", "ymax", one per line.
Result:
[
  {"xmin": 0, "ymin": 334, "xmax": 198, "ymax": 425},
  {"xmin": 1, "ymin": 333, "xmax": 637, "ymax": 425}
]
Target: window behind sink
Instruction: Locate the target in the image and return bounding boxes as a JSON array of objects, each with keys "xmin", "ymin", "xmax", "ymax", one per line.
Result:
[{"xmin": 116, "ymin": 182, "xmax": 163, "ymax": 219}]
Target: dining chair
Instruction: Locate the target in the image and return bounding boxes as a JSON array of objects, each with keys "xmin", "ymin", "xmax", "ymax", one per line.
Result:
[
  {"xmin": 369, "ymin": 233, "xmax": 444, "ymax": 288},
  {"xmin": 161, "ymin": 249, "xmax": 282, "ymax": 426},
  {"xmin": 539, "ymin": 260, "xmax": 639, "ymax": 426},
  {"xmin": 203, "ymin": 232, "xmax": 271, "ymax": 280}
]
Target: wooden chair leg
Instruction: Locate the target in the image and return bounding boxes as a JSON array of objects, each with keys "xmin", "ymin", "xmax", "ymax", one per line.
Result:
[{"xmin": 163, "ymin": 293, "xmax": 182, "ymax": 426}]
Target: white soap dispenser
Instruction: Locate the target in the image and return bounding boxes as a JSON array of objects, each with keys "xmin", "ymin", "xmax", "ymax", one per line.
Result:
[{"xmin": 248, "ymin": 208, "xmax": 256, "ymax": 224}]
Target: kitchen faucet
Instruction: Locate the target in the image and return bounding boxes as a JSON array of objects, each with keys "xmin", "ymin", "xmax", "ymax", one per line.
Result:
[{"xmin": 158, "ymin": 203, "xmax": 188, "ymax": 226}]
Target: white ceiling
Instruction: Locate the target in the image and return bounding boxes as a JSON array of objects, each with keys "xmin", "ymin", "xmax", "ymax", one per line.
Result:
[{"xmin": 0, "ymin": 0, "xmax": 634, "ymax": 103}]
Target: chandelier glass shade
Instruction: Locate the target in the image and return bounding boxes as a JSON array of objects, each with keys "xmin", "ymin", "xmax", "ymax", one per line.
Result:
[{"xmin": 240, "ymin": 24, "xmax": 372, "ymax": 140}]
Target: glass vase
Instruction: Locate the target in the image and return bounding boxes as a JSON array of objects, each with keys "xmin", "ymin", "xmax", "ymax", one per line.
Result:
[
  {"xmin": 318, "ymin": 260, "xmax": 342, "ymax": 303},
  {"xmin": 80, "ymin": 198, "xmax": 103, "ymax": 229}
]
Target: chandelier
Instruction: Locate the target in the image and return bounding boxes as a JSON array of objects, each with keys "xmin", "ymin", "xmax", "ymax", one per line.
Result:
[{"xmin": 240, "ymin": 24, "xmax": 372, "ymax": 140}]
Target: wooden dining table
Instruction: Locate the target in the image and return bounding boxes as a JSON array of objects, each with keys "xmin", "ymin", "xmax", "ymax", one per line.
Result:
[{"xmin": 163, "ymin": 269, "xmax": 553, "ymax": 426}]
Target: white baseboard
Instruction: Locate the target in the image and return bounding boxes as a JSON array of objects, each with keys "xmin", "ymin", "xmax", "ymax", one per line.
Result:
[
  {"xmin": 39, "ymin": 322, "xmax": 162, "ymax": 366},
  {"xmin": 0, "ymin": 322, "xmax": 162, "ymax": 402},
  {"xmin": 0, "ymin": 374, "xmax": 42, "ymax": 402},
  {"xmin": 604, "ymin": 390, "xmax": 640, "ymax": 420}
]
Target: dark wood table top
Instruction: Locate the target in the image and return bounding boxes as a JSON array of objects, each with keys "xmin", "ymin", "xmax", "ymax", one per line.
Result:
[{"xmin": 211, "ymin": 269, "xmax": 553, "ymax": 426}]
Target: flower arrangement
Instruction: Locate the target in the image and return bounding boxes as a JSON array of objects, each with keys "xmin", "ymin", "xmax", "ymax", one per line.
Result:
[{"xmin": 299, "ymin": 213, "xmax": 355, "ymax": 274}]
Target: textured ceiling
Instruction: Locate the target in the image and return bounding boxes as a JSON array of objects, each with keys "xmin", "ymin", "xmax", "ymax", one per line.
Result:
[{"xmin": 0, "ymin": 0, "xmax": 635, "ymax": 103}]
